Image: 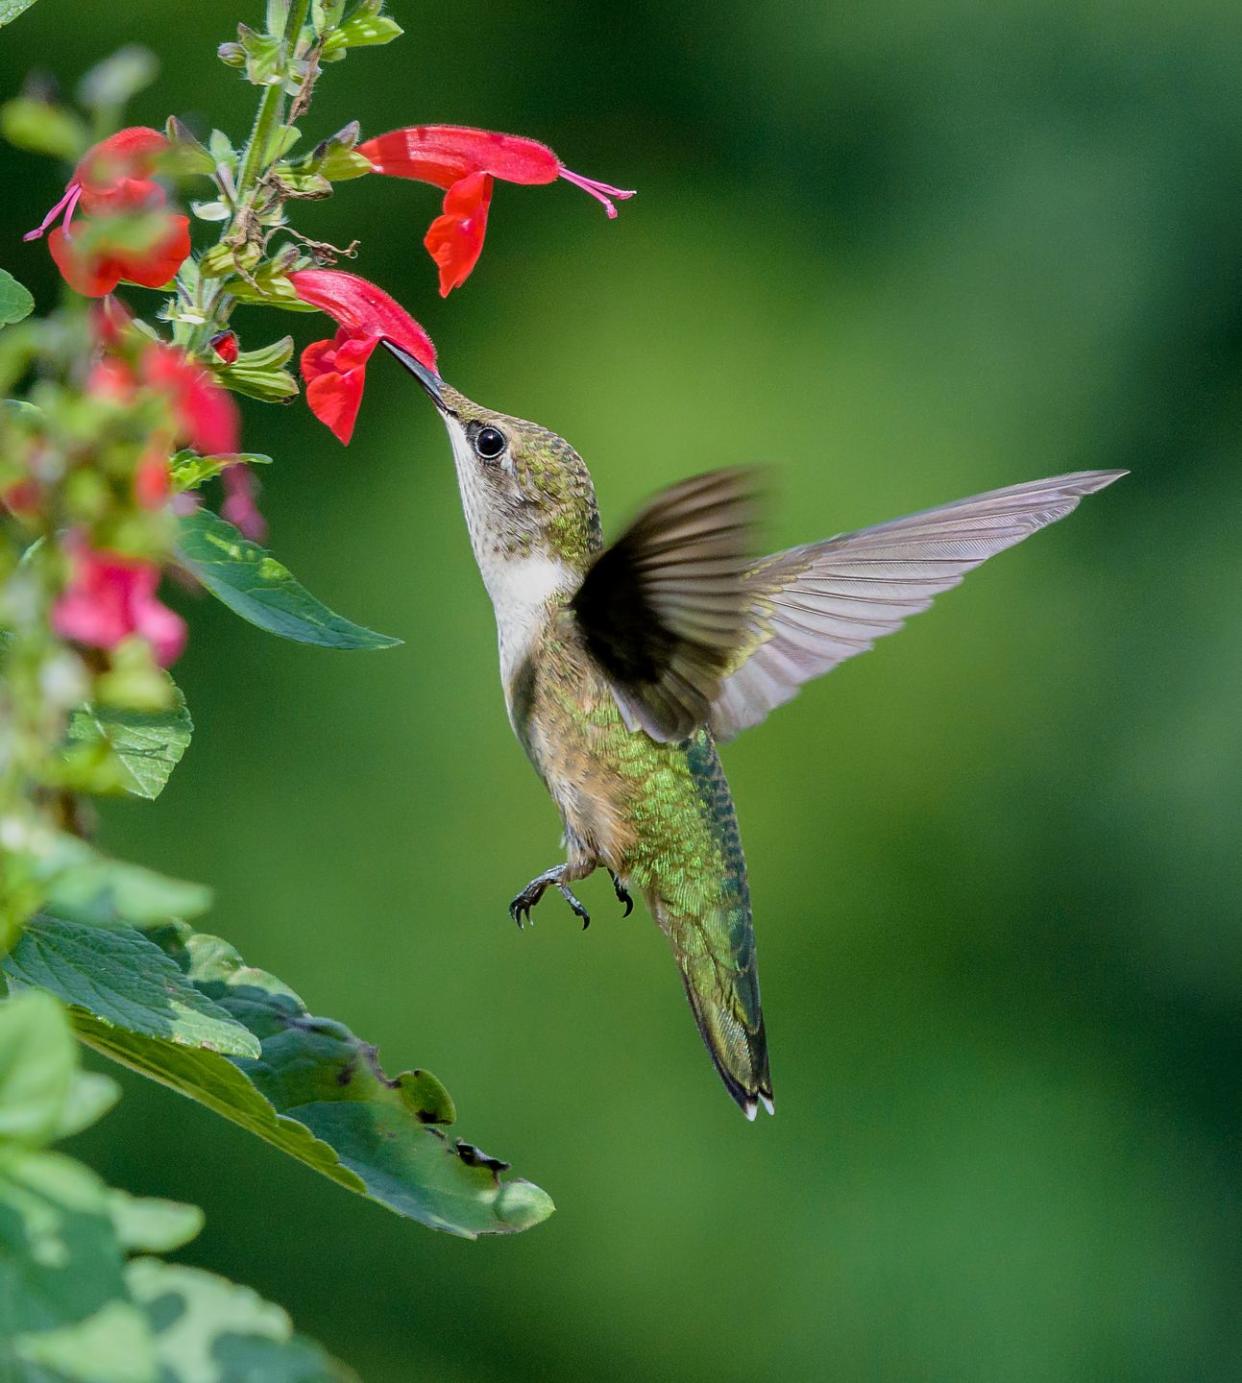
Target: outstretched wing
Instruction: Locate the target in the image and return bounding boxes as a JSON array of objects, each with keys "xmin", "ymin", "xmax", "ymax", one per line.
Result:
[
  {"xmin": 710, "ymin": 469, "xmax": 1126, "ymax": 741},
  {"xmin": 571, "ymin": 468, "xmax": 761, "ymax": 743}
]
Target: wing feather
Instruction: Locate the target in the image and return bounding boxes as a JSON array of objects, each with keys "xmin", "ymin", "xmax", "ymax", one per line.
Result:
[{"xmin": 710, "ymin": 469, "xmax": 1126, "ymax": 740}]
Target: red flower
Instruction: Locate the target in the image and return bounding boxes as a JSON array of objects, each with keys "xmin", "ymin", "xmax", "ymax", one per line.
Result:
[
  {"xmin": 141, "ymin": 344, "xmax": 240, "ymax": 456},
  {"xmin": 290, "ymin": 269, "xmax": 437, "ymax": 445},
  {"xmin": 209, "ymin": 330, "xmax": 239, "ymax": 365},
  {"xmin": 25, "ymin": 126, "xmax": 190, "ymax": 297},
  {"xmin": 53, "ymin": 538, "xmax": 186, "ymax": 667},
  {"xmin": 356, "ymin": 125, "xmax": 635, "ymax": 295}
]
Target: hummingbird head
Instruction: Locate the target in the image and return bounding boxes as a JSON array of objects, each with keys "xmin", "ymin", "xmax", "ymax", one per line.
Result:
[{"xmin": 386, "ymin": 343, "xmax": 603, "ymax": 581}]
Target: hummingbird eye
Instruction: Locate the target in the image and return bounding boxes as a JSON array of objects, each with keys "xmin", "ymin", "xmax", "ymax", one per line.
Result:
[{"xmin": 473, "ymin": 425, "xmax": 507, "ymax": 461}]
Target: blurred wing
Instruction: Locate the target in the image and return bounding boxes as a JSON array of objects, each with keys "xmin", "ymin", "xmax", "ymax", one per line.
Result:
[
  {"xmin": 571, "ymin": 468, "xmax": 761, "ymax": 743},
  {"xmin": 711, "ymin": 469, "xmax": 1127, "ymax": 741}
]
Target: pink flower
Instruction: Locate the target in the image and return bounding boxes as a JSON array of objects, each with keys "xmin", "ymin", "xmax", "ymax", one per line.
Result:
[
  {"xmin": 54, "ymin": 539, "xmax": 186, "ymax": 666},
  {"xmin": 289, "ymin": 269, "xmax": 437, "ymax": 445},
  {"xmin": 141, "ymin": 344, "xmax": 240, "ymax": 455},
  {"xmin": 356, "ymin": 125, "xmax": 634, "ymax": 295},
  {"xmin": 25, "ymin": 127, "xmax": 190, "ymax": 297}
]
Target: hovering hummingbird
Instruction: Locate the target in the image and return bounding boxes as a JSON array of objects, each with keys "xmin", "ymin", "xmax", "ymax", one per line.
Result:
[{"xmin": 386, "ymin": 342, "xmax": 1124, "ymax": 1119}]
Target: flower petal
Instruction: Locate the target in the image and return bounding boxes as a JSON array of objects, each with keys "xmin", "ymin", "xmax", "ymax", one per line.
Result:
[
  {"xmin": 142, "ymin": 344, "xmax": 240, "ymax": 455},
  {"xmin": 358, "ymin": 126, "xmax": 560, "ymax": 187},
  {"xmin": 289, "ymin": 269, "xmax": 437, "ymax": 370},
  {"xmin": 305, "ymin": 363, "xmax": 367, "ymax": 446},
  {"xmin": 424, "ymin": 171, "xmax": 493, "ymax": 296}
]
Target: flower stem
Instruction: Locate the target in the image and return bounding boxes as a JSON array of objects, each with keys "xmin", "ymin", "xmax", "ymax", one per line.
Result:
[{"xmin": 235, "ymin": 0, "xmax": 312, "ymax": 200}]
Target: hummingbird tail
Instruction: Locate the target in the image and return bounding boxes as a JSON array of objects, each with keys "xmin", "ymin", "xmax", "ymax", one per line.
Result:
[{"xmin": 646, "ymin": 736, "xmax": 773, "ymax": 1119}]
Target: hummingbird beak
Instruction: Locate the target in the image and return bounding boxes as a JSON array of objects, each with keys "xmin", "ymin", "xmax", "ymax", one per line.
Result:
[{"xmin": 383, "ymin": 340, "xmax": 449, "ymax": 412}]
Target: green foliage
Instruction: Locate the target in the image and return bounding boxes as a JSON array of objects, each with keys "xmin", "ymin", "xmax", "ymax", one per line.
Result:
[
  {"xmin": 64, "ymin": 694, "xmax": 193, "ymax": 799},
  {"xmin": 177, "ymin": 509, "xmax": 401, "ymax": 649},
  {"xmin": 0, "ymin": 0, "xmax": 42, "ymax": 27},
  {"xmin": 3, "ymin": 915, "xmax": 555, "ymax": 1238},
  {"xmin": 0, "ymin": 990, "xmax": 350, "ymax": 1381},
  {"xmin": 0, "ymin": 269, "xmax": 33, "ymax": 327}
]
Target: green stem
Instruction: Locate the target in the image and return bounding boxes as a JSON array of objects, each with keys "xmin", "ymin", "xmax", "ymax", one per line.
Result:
[{"xmin": 234, "ymin": 0, "xmax": 312, "ymax": 200}]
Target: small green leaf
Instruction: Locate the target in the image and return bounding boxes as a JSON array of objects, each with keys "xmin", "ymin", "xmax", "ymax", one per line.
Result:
[
  {"xmin": 53, "ymin": 1071, "xmax": 121, "ymax": 1140},
  {"xmin": 0, "ymin": 990, "xmax": 77, "ymax": 1147},
  {"xmin": 0, "ymin": 96, "xmax": 87, "ymax": 159},
  {"xmin": 177, "ymin": 509, "xmax": 401, "ymax": 650},
  {"xmin": 4, "ymin": 916, "xmax": 261, "ymax": 1059},
  {"xmin": 65, "ymin": 694, "xmax": 193, "ymax": 800},
  {"xmin": 76, "ymin": 46, "xmax": 158, "ymax": 113},
  {"xmin": 0, "ymin": 0, "xmax": 44, "ymax": 27},
  {"xmin": 0, "ymin": 268, "xmax": 34, "ymax": 327},
  {"xmin": 171, "ymin": 450, "xmax": 273, "ymax": 491},
  {"xmin": 106, "ymin": 1190, "xmax": 204, "ymax": 1254},
  {"xmin": 40, "ymin": 838, "xmax": 211, "ymax": 926}
]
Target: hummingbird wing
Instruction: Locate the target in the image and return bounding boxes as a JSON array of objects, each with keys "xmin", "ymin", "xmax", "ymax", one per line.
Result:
[
  {"xmin": 710, "ymin": 470, "xmax": 1126, "ymax": 740},
  {"xmin": 570, "ymin": 468, "xmax": 762, "ymax": 743}
]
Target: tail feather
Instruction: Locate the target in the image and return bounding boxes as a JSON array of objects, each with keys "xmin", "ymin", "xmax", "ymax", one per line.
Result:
[{"xmin": 648, "ymin": 858, "xmax": 773, "ymax": 1118}]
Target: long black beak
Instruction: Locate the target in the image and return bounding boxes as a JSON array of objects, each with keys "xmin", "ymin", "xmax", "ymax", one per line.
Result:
[{"xmin": 383, "ymin": 340, "xmax": 446, "ymax": 410}]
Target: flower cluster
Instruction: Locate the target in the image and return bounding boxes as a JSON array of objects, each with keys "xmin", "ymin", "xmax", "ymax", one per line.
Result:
[{"xmin": 1, "ymin": 7, "xmax": 632, "ymax": 948}]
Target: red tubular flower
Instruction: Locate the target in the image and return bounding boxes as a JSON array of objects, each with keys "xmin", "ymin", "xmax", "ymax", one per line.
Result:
[
  {"xmin": 54, "ymin": 538, "xmax": 186, "ymax": 667},
  {"xmin": 356, "ymin": 125, "xmax": 635, "ymax": 296},
  {"xmin": 209, "ymin": 330, "xmax": 239, "ymax": 366},
  {"xmin": 25, "ymin": 126, "xmax": 190, "ymax": 297},
  {"xmin": 289, "ymin": 269, "xmax": 437, "ymax": 445}
]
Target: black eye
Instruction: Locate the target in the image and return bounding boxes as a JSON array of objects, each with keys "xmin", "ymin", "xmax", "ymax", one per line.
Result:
[{"xmin": 474, "ymin": 426, "xmax": 506, "ymax": 460}]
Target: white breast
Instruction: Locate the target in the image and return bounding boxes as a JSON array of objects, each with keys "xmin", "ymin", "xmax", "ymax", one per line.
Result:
[{"xmin": 485, "ymin": 552, "xmax": 575, "ymax": 688}]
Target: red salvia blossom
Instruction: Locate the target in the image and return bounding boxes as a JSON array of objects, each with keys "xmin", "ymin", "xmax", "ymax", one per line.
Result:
[
  {"xmin": 356, "ymin": 125, "xmax": 635, "ymax": 295},
  {"xmin": 141, "ymin": 343, "xmax": 240, "ymax": 456},
  {"xmin": 290, "ymin": 269, "xmax": 437, "ymax": 445},
  {"xmin": 53, "ymin": 538, "xmax": 186, "ymax": 667},
  {"xmin": 25, "ymin": 126, "xmax": 190, "ymax": 297},
  {"xmin": 209, "ymin": 330, "xmax": 240, "ymax": 365}
]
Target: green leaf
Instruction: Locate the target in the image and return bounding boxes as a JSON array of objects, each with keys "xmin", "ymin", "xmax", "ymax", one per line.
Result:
[
  {"xmin": 177, "ymin": 509, "xmax": 401, "ymax": 650},
  {"xmin": 53, "ymin": 1071, "xmax": 121, "ymax": 1140},
  {"xmin": 126, "ymin": 1259, "xmax": 354, "ymax": 1382},
  {"xmin": 77, "ymin": 45, "xmax": 158, "ymax": 113},
  {"xmin": 0, "ymin": 96, "xmax": 88, "ymax": 159},
  {"xmin": 0, "ymin": 268, "xmax": 34, "ymax": 327},
  {"xmin": 4, "ymin": 916, "xmax": 261, "ymax": 1059},
  {"xmin": 171, "ymin": 450, "xmax": 272, "ymax": 491},
  {"xmin": 65, "ymin": 694, "xmax": 193, "ymax": 800},
  {"xmin": 0, "ymin": 0, "xmax": 43, "ymax": 26},
  {"xmin": 106, "ymin": 1189, "xmax": 204, "ymax": 1254},
  {"xmin": 6, "ymin": 918, "xmax": 555, "ymax": 1238},
  {"xmin": 0, "ymin": 990, "xmax": 77, "ymax": 1147},
  {"xmin": 40, "ymin": 838, "xmax": 211, "ymax": 926}
]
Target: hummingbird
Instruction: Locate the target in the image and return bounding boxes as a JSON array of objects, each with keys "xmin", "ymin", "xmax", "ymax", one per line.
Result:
[{"xmin": 386, "ymin": 342, "xmax": 1124, "ymax": 1119}]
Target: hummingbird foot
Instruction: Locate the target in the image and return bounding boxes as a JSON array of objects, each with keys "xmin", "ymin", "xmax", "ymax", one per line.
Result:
[
  {"xmin": 508, "ymin": 865, "xmax": 593, "ymax": 930},
  {"xmin": 608, "ymin": 870, "xmax": 634, "ymax": 918}
]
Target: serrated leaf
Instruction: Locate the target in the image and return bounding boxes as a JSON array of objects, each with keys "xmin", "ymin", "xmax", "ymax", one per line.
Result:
[
  {"xmin": 126, "ymin": 1259, "xmax": 353, "ymax": 1382},
  {"xmin": 5, "ymin": 916, "xmax": 260, "ymax": 1058},
  {"xmin": 0, "ymin": 0, "xmax": 43, "ymax": 26},
  {"xmin": 6, "ymin": 918, "xmax": 554, "ymax": 1238},
  {"xmin": 177, "ymin": 508, "xmax": 401, "ymax": 650},
  {"xmin": 0, "ymin": 268, "xmax": 34, "ymax": 327},
  {"xmin": 65, "ymin": 695, "xmax": 192, "ymax": 800}
]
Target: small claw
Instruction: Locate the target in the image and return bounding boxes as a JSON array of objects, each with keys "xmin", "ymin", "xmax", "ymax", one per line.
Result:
[
  {"xmin": 609, "ymin": 871, "xmax": 634, "ymax": 918},
  {"xmin": 556, "ymin": 883, "xmax": 591, "ymax": 930}
]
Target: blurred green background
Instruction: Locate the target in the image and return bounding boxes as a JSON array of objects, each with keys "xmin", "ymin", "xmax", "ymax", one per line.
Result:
[{"xmin": 5, "ymin": 1, "xmax": 1241, "ymax": 1379}]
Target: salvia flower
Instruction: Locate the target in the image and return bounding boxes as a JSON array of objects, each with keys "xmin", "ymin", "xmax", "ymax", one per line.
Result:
[
  {"xmin": 24, "ymin": 126, "xmax": 190, "ymax": 297},
  {"xmin": 356, "ymin": 125, "xmax": 635, "ymax": 295},
  {"xmin": 290, "ymin": 269, "xmax": 437, "ymax": 445},
  {"xmin": 53, "ymin": 538, "xmax": 186, "ymax": 667}
]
